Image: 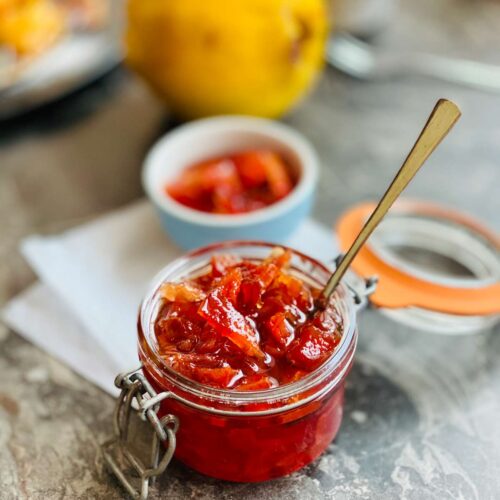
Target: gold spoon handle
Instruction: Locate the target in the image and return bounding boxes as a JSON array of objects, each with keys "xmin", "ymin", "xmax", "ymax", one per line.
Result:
[{"xmin": 322, "ymin": 98, "xmax": 462, "ymax": 301}]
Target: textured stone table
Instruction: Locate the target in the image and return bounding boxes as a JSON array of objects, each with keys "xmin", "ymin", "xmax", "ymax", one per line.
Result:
[{"xmin": 1, "ymin": 1, "xmax": 499, "ymax": 498}]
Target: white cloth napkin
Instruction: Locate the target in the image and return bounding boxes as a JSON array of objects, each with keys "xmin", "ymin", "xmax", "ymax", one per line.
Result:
[{"xmin": 2, "ymin": 200, "xmax": 338, "ymax": 396}]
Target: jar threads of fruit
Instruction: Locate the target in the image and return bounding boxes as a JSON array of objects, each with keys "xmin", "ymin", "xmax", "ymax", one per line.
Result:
[{"xmin": 136, "ymin": 242, "xmax": 359, "ymax": 483}]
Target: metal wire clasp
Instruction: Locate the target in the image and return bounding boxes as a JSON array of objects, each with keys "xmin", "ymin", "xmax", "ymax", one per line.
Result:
[
  {"xmin": 101, "ymin": 367, "xmax": 179, "ymax": 500},
  {"xmin": 332, "ymin": 254, "xmax": 378, "ymax": 311}
]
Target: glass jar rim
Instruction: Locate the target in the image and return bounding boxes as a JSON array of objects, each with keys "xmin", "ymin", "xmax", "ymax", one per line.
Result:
[{"xmin": 138, "ymin": 241, "xmax": 358, "ymax": 410}]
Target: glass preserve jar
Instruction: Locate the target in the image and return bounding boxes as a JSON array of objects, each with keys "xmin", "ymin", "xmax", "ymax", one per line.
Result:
[
  {"xmin": 103, "ymin": 242, "xmax": 367, "ymax": 497},
  {"xmin": 139, "ymin": 242, "xmax": 359, "ymax": 481}
]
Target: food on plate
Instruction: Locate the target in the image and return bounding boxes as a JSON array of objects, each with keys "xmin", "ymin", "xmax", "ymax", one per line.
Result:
[
  {"xmin": 165, "ymin": 150, "xmax": 296, "ymax": 214},
  {"xmin": 0, "ymin": 0, "xmax": 108, "ymax": 58},
  {"xmin": 0, "ymin": 0, "xmax": 65, "ymax": 56},
  {"xmin": 154, "ymin": 247, "xmax": 344, "ymax": 389}
]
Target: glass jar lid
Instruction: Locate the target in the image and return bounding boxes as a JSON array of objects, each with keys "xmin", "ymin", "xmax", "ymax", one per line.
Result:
[{"xmin": 337, "ymin": 200, "xmax": 500, "ymax": 335}]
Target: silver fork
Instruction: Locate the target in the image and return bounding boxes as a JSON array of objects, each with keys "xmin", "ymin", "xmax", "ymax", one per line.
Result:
[{"xmin": 327, "ymin": 33, "xmax": 500, "ymax": 92}]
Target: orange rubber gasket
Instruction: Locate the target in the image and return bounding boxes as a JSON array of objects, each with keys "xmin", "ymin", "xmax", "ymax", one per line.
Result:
[{"xmin": 336, "ymin": 200, "xmax": 500, "ymax": 315}]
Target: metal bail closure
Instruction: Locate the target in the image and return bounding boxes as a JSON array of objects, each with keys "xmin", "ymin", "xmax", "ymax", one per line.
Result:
[
  {"xmin": 101, "ymin": 367, "xmax": 179, "ymax": 500},
  {"xmin": 332, "ymin": 254, "xmax": 378, "ymax": 311}
]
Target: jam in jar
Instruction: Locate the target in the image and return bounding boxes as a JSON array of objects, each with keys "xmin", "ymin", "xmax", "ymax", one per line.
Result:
[{"xmin": 138, "ymin": 242, "xmax": 358, "ymax": 482}]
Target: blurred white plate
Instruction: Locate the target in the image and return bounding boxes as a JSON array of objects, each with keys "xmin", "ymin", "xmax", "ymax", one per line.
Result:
[{"xmin": 0, "ymin": 0, "xmax": 122, "ymax": 120}]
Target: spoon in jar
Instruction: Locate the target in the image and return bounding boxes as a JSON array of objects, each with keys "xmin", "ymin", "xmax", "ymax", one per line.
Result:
[{"xmin": 320, "ymin": 98, "xmax": 462, "ymax": 306}]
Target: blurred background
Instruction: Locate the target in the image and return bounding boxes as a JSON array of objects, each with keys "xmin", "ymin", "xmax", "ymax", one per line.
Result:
[
  {"xmin": 3, "ymin": 0, "xmax": 499, "ymax": 290},
  {"xmin": 1, "ymin": 0, "xmax": 499, "ymax": 498},
  {"xmin": 2, "ymin": 0, "xmax": 499, "ymax": 244}
]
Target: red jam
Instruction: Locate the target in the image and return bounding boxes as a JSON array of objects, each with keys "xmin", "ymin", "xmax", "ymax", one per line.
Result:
[
  {"xmin": 154, "ymin": 248, "xmax": 343, "ymax": 390},
  {"xmin": 165, "ymin": 150, "xmax": 296, "ymax": 214},
  {"xmin": 139, "ymin": 243, "xmax": 356, "ymax": 483}
]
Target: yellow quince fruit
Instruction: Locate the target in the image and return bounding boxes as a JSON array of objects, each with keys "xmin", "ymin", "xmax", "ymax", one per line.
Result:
[{"xmin": 126, "ymin": 0, "xmax": 328, "ymax": 119}]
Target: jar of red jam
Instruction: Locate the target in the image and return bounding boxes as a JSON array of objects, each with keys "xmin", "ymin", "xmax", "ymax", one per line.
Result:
[{"xmin": 103, "ymin": 241, "xmax": 362, "ymax": 494}]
